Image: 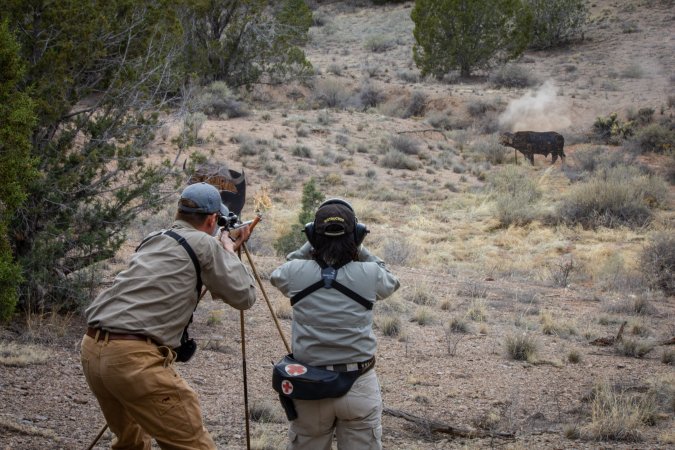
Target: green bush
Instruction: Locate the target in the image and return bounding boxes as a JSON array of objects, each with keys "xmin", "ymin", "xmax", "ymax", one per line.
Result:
[
  {"xmin": 273, "ymin": 179, "xmax": 324, "ymax": 257},
  {"xmin": 593, "ymin": 112, "xmax": 635, "ymax": 145},
  {"xmin": 556, "ymin": 165, "xmax": 667, "ymax": 229}
]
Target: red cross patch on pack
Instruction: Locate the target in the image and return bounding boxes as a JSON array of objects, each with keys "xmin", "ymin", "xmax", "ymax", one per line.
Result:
[{"xmin": 285, "ymin": 364, "xmax": 307, "ymax": 376}]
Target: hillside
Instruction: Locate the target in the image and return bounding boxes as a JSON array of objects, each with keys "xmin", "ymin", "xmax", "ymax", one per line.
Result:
[{"xmin": 1, "ymin": 1, "xmax": 674, "ymax": 449}]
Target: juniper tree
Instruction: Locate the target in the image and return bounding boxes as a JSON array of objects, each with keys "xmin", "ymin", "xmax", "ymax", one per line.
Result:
[
  {"xmin": 2, "ymin": 0, "xmax": 184, "ymax": 312},
  {"xmin": 0, "ymin": 20, "xmax": 37, "ymax": 321},
  {"xmin": 411, "ymin": 0, "xmax": 532, "ymax": 78},
  {"xmin": 179, "ymin": 0, "xmax": 313, "ymax": 86}
]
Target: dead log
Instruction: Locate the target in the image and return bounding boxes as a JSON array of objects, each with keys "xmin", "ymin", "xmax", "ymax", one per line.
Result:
[
  {"xmin": 383, "ymin": 407, "xmax": 515, "ymax": 439},
  {"xmin": 590, "ymin": 321, "xmax": 627, "ymax": 347},
  {"xmin": 396, "ymin": 129, "xmax": 449, "ymax": 140}
]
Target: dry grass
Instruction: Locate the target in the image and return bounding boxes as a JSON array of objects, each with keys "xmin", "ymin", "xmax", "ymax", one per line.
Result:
[
  {"xmin": 504, "ymin": 333, "xmax": 538, "ymax": 362},
  {"xmin": 0, "ymin": 416, "xmax": 57, "ymax": 440},
  {"xmin": 273, "ymin": 300, "xmax": 293, "ymax": 320},
  {"xmin": 582, "ymin": 381, "xmax": 659, "ymax": 442},
  {"xmin": 0, "ymin": 341, "xmax": 50, "ymax": 366},
  {"xmin": 375, "ymin": 314, "xmax": 402, "ymax": 337}
]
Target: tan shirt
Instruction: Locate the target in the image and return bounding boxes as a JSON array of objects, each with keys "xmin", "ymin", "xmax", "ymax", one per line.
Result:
[{"xmin": 85, "ymin": 220, "xmax": 256, "ymax": 348}]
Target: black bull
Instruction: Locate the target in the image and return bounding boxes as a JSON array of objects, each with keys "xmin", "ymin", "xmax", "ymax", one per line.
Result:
[{"xmin": 499, "ymin": 131, "xmax": 566, "ymax": 165}]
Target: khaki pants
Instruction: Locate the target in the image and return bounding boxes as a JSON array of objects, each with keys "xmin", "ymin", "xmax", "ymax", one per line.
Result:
[
  {"xmin": 288, "ymin": 369, "xmax": 382, "ymax": 450},
  {"xmin": 80, "ymin": 335, "xmax": 216, "ymax": 450}
]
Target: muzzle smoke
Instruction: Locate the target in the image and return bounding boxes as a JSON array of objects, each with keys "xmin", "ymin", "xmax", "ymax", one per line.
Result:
[{"xmin": 498, "ymin": 81, "xmax": 571, "ymax": 131}]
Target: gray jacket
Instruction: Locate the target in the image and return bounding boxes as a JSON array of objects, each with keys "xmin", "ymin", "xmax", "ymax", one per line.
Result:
[{"xmin": 270, "ymin": 243, "xmax": 400, "ymax": 366}]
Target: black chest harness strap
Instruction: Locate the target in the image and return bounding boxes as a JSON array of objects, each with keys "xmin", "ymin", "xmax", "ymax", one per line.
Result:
[
  {"xmin": 135, "ymin": 229, "xmax": 202, "ymax": 295},
  {"xmin": 290, "ymin": 260, "xmax": 373, "ymax": 311},
  {"xmin": 135, "ymin": 229, "xmax": 202, "ymax": 361}
]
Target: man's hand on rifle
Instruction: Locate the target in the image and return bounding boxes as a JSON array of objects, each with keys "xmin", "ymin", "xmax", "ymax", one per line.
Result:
[{"xmin": 219, "ymin": 225, "xmax": 251, "ymax": 253}]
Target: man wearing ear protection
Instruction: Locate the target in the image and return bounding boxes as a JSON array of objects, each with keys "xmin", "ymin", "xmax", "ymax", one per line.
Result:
[{"xmin": 271, "ymin": 199, "xmax": 400, "ymax": 450}]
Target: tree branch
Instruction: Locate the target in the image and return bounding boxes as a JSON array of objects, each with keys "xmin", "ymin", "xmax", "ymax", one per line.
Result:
[{"xmin": 383, "ymin": 407, "xmax": 515, "ymax": 439}]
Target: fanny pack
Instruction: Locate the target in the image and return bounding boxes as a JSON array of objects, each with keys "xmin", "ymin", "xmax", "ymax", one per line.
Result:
[{"xmin": 272, "ymin": 354, "xmax": 375, "ymax": 420}]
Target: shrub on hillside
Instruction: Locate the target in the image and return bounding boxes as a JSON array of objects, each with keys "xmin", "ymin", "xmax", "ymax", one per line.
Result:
[
  {"xmin": 313, "ymin": 78, "xmax": 350, "ymax": 109},
  {"xmin": 526, "ymin": 0, "xmax": 588, "ymax": 50},
  {"xmin": 426, "ymin": 110, "xmax": 453, "ymax": 130},
  {"xmin": 554, "ymin": 166, "xmax": 668, "ymax": 229},
  {"xmin": 489, "ymin": 64, "xmax": 539, "ymax": 88},
  {"xmin": 380, "ymin": 150, "xmax": 419, "ymax": 170},
  {"xmin": 632, "ymin": 123, "xmax": 675, "ymax": 154},
  {"xmin": 197, "ymin": 81, "xmax": 249, "ymax": 118},
  {"xmin": 364, "ymin": 35, "xmax": 397, "ymax": 53},
  {"xmin": 505, "ymin": 333, "xmax": 538, "ymax": 361},
  {"xmin": 626, "ymin": 107, "xmax": 655, "ymax": 126},
  {"xmin": 381, "ymin": 237, "xmax": 415, "ymax": 266},
  {"xmin": 390, "ymin": 134, "xmax": 420, "ymax": 155},
  {"xmin": 359, "ymin": 81, "xmax": 385, "ymax": 109},
  {"xmin": 571, "ymin": 146, "xmax": 629, "ymax": 174},
  {"xmin": 473, "ymin": 135, "xmax": 509, "ymax": 164},
  {"xmin": 640, "ymin": 233, "xmax": 675, "ymax": 296},
  {"xmin": 402, "ymin": 90, "xmax": 427, "ymax": 118},
  {"xmin": 489, "ymin": 166, "xmax": 542, "ymax": 226},
  {"xmin": 467, "ymin": 99, "xmax": 499, "ymax": 117},
  {"xmin": 582, "ymin": 381, "xmax": 657, "ymax": 441}
]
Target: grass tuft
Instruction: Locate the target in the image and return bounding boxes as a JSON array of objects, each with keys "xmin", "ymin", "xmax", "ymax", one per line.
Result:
[{"xmin": 504, "ymin": 333, "xmax": 538, "ymax": 362}]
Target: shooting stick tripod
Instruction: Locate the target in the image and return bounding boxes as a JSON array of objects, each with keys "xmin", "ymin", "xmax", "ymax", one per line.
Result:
[{"xmin": 87, "ymin": 237, "xmax": 291, "ymax": 450}]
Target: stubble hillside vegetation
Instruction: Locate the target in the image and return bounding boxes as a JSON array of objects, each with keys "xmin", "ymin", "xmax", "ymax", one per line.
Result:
[{"xmin": 1, "ymin": 0, "xmax": 674, "ymax": 449}]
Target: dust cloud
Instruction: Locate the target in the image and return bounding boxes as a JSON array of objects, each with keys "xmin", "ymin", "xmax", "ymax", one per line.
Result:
[{"xmin": 498, "ymin": 81, "xmax": 571, "ymax": 132}]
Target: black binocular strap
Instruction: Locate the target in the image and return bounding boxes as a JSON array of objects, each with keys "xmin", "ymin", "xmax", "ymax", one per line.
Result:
[{"xmin": 290, "ymin": 274, "xmax": 373, "ymax": 311}]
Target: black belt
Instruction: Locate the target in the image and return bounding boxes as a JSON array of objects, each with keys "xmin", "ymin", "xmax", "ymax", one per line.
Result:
[
  {"xmin": 86, "ymin": 327, "xmax": 156, "ymax": 345},
  {"xmin": 320, "ymin": 356, "xmax": 375, "ymax": 375}
]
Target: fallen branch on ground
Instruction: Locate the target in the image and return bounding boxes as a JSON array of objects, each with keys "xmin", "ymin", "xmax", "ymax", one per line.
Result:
[{"xmin": 383, "ymin": 407, "xmax": 515, "ymax": 439}]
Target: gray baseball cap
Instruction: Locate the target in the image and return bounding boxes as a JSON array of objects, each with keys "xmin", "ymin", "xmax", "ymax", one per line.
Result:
[{"xmin": 178, "ymin": 183, "xmax": 229, "ymax": 216}]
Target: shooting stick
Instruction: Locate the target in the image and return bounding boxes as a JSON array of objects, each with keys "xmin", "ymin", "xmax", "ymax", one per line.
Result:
[
  {"xmin": 241, "ymin": 242, "xmax": 291, "ymax": 354},
  {"xmin": 86, "ymin": 422, "xmax": 107, "ymax": 450},
  {"xmin": 237, "ymin": 246, "xmax": 251, "ymax": 450},
  {"xmin": 239, "ymin": 308, "xmax": 251, "ymax": 450}
]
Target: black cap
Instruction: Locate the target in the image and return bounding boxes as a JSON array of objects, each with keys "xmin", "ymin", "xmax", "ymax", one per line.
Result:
[{"xmin": 314, "ymin": 203, "xmax": 355, "ymax": 237}]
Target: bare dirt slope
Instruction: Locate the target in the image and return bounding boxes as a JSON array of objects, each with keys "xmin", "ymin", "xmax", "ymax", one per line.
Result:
[{"xmin": 1, "ymin": 1, "xmax": 674, "ymax": 449}]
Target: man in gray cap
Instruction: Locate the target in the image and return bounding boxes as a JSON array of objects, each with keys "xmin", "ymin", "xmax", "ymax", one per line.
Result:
[
  {"xmin": 271, "ymin": 199, "xmax": 400, "ymax": 450},
  {"xmin": 81, "ymin": 182, "xmax": 256, "ymax": 449}
]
